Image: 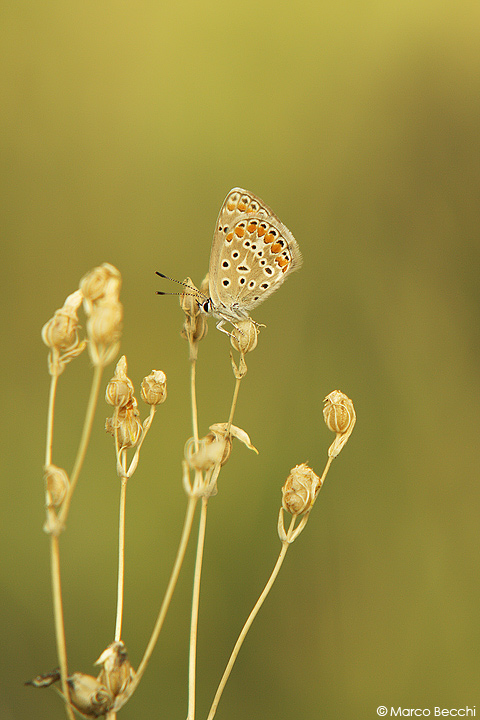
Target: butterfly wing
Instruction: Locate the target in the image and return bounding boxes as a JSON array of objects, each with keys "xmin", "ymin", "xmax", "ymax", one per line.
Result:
[{"xmin": 209, "ymin": 188, "xmax": 302, "ymax": 316}]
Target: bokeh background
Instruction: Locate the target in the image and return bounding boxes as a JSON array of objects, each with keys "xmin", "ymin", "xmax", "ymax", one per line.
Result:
[{"xmin": 2, "ymin": 1, "xmax": 479, "ymax": 718}]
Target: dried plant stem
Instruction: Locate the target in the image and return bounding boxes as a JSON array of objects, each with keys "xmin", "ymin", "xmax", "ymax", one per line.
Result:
[
  {"xmin": 45, "ymin": 374, "xmax": 58, "ymax": 466},
  {"xmin": 190, "ymin": 359, "xmax": 200, "ymax": 451},
  {"xmin": 50, "ymin": 536, "xmax": 75, "ymax": 720},
  {"xmin": 58, "ymin": 364, "xmax": 104, "ymax": 529},
  {"xmin": 116, "ymin": 495, "xmax": 199, "ymax": 710},
  {"xmin": 186, "ymin": 370, "xmax": 243, "ymax": 719},
  {"xmin": 115, "ymin": 473, "xmax": 128, "ymax": 642},
  {"xmin": 206, "ymin": 515, "xmax": 297, "ymax": 720},
  {"xmin": 227, "ymin": 376, "xmax": 242, "ymax": 432},
  {"xmin": 187, "ymin": 496, "xmax": 208, "ymax": 720}
]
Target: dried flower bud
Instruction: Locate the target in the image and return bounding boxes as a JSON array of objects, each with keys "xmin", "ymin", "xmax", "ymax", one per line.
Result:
[
  {"xmin": 282, "ymin": 463, "xmax": 320, "ymax": 515},
  {"xmin": 179, "ymin": 277, "xmax": 201, "ymax": 318},
  {"xmin": 105, "ymin": 356, "xmax": 134, "ymax": 407},
  {"xmin": 66, "ymin": 672, "xmax": 114, "ymax": 718},
  {"xmin": 106, "ymin": 401, "xmax": 142, "ymax": 449},
  {"xmin": 41, "ymin": 290, "xmax": 84, "ymax": 351},
  {"xmin": 95, "ymin": 641, "xmax": 135, "ymax": 699},
  {"xmin": 80, "ymin": 263, "xmax": 122, "ymax": 308},
  {"xmin": 87, "ymin": 300, "xmax": 123, "ymax": 347},
  {"xmin": 180, "ymin": 277, "xmax": 209, "ymax": 355},
  {"xmin": 230, "ymin": 319, "xmax": 258, "ymax": 354},
  {"xmin": 323, "ymin": 390, "xmax": 356, "ymax": 458},
  {"xmin": 141, "ymin": 369, "xmax": 167, "ymax": 405},
  {"xmin": 185, "ymin": 435, "xmax": 229, "ymax": 471},
  {"xmin": 44, "ymin": 465, "xmax": 69, "ymax": 507}
]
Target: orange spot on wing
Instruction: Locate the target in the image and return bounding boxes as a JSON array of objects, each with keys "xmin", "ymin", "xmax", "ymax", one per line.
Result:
[
  {"xmin": 270, "ymin": 242, "xmax": 281, "ymax": 253},
  {"xmin": 238, "ymin": 200, "xmax": 247, "ymax": 212},
  {"xmin": 235, "ymin": 225, "xmax": 245, "ymax": 238},
  {"xmin": 227, "ymin": 201, "xmax": 236, "ymax": 211},
  {"xmin": 226, "ymin": 232, "xmax": 234, "ymax": 242},
  {"xmin": 265, "ymin": 232, "xmax": 275, "ymax": 244},
  {"xmin": 276, "ymin": 256, "xmax": 289, "ymax": 268},
  {"xmin": 247, "ymin": 221, "xmax": 258, "ymax": 232},
  {"xmin": 257, "ymin": 224, "xmax": 267, "ymax": 237}
]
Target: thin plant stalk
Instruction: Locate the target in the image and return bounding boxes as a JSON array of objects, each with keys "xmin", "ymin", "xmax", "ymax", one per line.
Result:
[
  {"xmin": 187, "ymin": 497, "xmax": 208, "ymax": 720},
  {"xmin": 206, "ymin": 515, "xmax": 297, "ymax": 720},
  {"xmin": 115, "ymin": 471, "xmax": 128, "ymax": 642},
  {"xmin": 115, "ymin": 495, "xmax": 199, "ymax": 710},
  {"xmin": 50, "ymin": 536, "xmax": 75, "ymax": 720},
  {"xmin": 226, "ymin": 375, "xmax": 241, "ymax": 432},
  {"xmin": 45, "ymin": 372, "xmax": 73, "ymax": 718},
  {"xmin": 58, "ymin": 364, "xmax": 104, "ymax": 529},
  {"xmin": 45, "ymin": 374, "xmax": 58, "ymax": 466},
  {"xmin": 190, "ymin": 359, "xmax": 200, "ymax": 452},
  {"xmin": 186, "ymin": 372, "xmax": 242, "ymax": 719}
]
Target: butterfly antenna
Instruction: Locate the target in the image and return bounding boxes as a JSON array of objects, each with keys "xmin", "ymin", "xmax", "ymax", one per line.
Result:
[{"xmin": 155, "ymin": 271, "xmax": 208, "ymax": 299}]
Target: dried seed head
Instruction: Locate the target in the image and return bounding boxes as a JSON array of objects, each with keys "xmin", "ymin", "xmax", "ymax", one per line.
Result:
[
  {"xmin": 323, "ymin": 390, "xmax": 356, "ymax": 457},
  {"xmin": 141, "ymin": 369, "xmax": 167, "ymax": 405},
  {"xmin": 106, "ymin": 400, "xmax": 142, "ymax": 449},
  {"xmin": 230, "ymin": 319, "xmax": 258, "ymax": 354},
  {"xmin": 80, "ymin": 263, "xmax": 122, "ymax": 309},
  {"xmin": 185, "ymin": 435, "xmax": 229, "ymax": 471},
  {"xmin": 44, "ymin": 465, "xmax": 69, "ymax": 507},
  {"xmin": 180, "ymin": 277, "xmax": 208, "ymax": 356},
  {"xmin": 105, "ymin": 356, "xmax": 135, "ymax": 407},
  {"xmin": 41, "ymin": 290, "xmax": 84, "ymax": 351},
  {"xmin": 66, "ymin": 672, "xmax": 114, "ymax": 718},
  {"xmin": 87, "ymin": 300, "xmax": 123, "ymax": 347},
  {"xmin": 282, "ymin": 463, "xmax": 320, "ymax": 516},
  {"xmin": 179, "ymin": 276, "xmax": 200, "ymax": 318},
  {"xmin": 95, "ymin": 641, "xmax": 135, "ymax": 699}
]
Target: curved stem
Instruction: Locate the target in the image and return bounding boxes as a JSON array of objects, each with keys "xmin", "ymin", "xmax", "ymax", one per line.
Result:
[
  {"xmin": 206, "ymin": 516, "xmax": 296, "ymax": 720},
  {"xmin": 115, "ymin": 495, "xmax": 198, "ymax": 710},
  {"xmin": 58, "ymin": 364, "xmax": 104, "ymax": 529},
  {"xmin": 50, "ymin": 536, "xmax": 75, "ymax": 720},
  {"xmin": 187, "ymin": 496, "xmax": 208, "ymax": 720},
  {"xmin": 226, "ymin": 376, "xmax": 241, "ymax": 433}
]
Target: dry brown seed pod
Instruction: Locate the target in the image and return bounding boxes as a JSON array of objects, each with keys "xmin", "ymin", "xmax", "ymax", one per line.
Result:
[
  {"xmin": 282, "ymin": 463, "xmax": 320, "ymax": 516},
  {"xmin": 323, "ymin": 390, "xmax": 356, "ymax": 458},
  {"xmin": 80, "ymin": 263, "xmax": 122, "ymax": 307},
  {"xmin": 230, "ymin": 318, "xmax": 258, "ymax": 354},
  {"xmin": 106, "ymin": 401, "xmax": 142, "ymax": 449},
  {"xmin": 141, "ymin": 369, "xmax": 167, "ymax": 405},
  {"xmin": 66, "ymin": 672, "xmax": 114, "ymax": 718},
  {"xmin": 95, "ymin": 641, "xmax": 135, "ymax": 699},
  {"xmin": 105, "ymin": 356, "xmax": 135, "ymax": 407}
]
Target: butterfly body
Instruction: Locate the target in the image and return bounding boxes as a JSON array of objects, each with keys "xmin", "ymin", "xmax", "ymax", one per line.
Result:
[{"xmin": 205, "ymin": 187, "xmax": 302, "ymax": 334}]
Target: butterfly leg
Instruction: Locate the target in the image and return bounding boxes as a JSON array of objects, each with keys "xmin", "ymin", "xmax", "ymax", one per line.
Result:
[{"xmin": 215, "ymin": 320, "xmax": 236, "ymax": 338}]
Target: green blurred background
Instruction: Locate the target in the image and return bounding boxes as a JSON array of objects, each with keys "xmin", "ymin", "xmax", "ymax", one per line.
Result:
[{"xmin": 2, "ymin": 1, "xmax": 479, "ymax": 718}]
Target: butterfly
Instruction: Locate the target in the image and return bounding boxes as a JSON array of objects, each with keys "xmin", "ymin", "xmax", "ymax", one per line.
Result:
[{"xmin": 158, "ymin": 187, "xmax": 301, "ymax": 335}]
